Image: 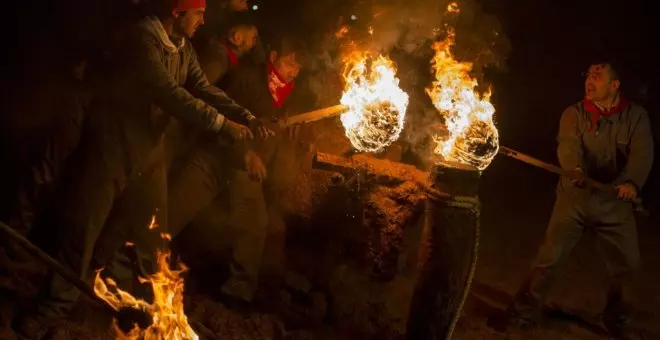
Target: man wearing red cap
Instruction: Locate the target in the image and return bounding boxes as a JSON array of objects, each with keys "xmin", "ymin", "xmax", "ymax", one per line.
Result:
[
  {"xmin": 11, "ymin": 0, "xmax": 273, "ymax": 337},
  {"xmin": 505, "ymin": 61, "xmax": 654, "ymax": 338}
]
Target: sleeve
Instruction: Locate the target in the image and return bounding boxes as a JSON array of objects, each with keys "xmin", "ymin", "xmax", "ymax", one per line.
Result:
[
  {"xmin": 614, "ymin": 109, "xmax": 654, "ymax": 190},
  {"xmin": 557, "ymin": 105, "xmax": 585, "ymax": 170},
  {"xmin": 185, "ymin": 45, "xmax": 256, "ymax": 124},
  {"xmin": 197, "ymin": 38, "xmax": 228, "ymax": 86},
  {"xmin": 131, "ymin": 33, "xmax": 226, "ymax": 133}
]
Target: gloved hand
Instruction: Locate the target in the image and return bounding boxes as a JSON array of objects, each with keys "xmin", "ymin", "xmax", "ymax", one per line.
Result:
[
  {"xmin": 220, "ymin": 119, "xmax": 253, "ymax": 142},
  {"xmin": 248, "ymin": 118, "xmax": 276, "ymax": 140},
  {"xmin": 245, "ymin": 150, "xmax": 267, "ymax": 183}
]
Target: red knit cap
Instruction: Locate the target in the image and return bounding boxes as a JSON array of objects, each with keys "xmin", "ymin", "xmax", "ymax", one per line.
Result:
[{"xmin": 172, "ymin": 0, "xmax": 206, "ymax": 11}]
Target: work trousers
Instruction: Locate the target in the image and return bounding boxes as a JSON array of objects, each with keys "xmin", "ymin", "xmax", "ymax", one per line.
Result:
[
  {"xmin": 168, "ymin": 146, "xmax": 269, "ymax": 301},
  {"xmin": 6, "ymin": 92, "xmax": 86, "ymax": 238},
  {"xmin": 513, "ymin": 189, "xmax": 640, "ymax": 317},
  {"xmin": 34, "ymin": 112, "xmax": 169, "ymax": 318}
]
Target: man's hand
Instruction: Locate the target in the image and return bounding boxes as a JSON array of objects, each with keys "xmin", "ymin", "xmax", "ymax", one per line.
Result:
[
  {"xmin": 569, "ymin": 167, "xmax": 586, "ymax": 187},
  {"xmin": 616, "ymin": 182, "xmax": 638, "ymax": 201},
  {"xmin": 220, "ymin": 120, "xmax": 254, "ymax": 141},
  {"xmin": 245, "ymin": 150, "xmax": 267, "ymax": 183},
  {"xmin": 249, "ymin": 118, "xmax": 276, "ymax": 140}
]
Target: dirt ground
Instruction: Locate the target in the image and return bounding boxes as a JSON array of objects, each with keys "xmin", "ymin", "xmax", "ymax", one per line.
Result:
[{"xmin": 1, "ymin": 141, "xmax": 659, "ymax": 340}]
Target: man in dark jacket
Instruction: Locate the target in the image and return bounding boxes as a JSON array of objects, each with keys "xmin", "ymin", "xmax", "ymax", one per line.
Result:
[
  {"xmin": 167, "ymin": 36, "xmax": 307, "ymax": 303},
  {"xmin": 12, "ymin": 0, "xmax": 270, "ymax": 337},
  {"xmin": 506, "ymin": 62, "xmax": 654, "ymax": 338},
  {"xmin": 195, "ymin": 11, "xmax": 259, "ymax": 85},
  {"xmin": 0, "ymin": 57, "xmax": 90, "ymax": 263}
]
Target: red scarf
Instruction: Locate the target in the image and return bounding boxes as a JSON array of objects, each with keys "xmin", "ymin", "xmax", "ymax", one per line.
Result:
[
  {"xmin": 583, "ymin": 95, "xmax": 629, "ymax": 131},
  {"xmin": 226, "ymin": 43, "xmax": 239, "ymax": 67},
  {"xmin": 267, "ymin": 62, "xmax": 295, "ymax": 108}
]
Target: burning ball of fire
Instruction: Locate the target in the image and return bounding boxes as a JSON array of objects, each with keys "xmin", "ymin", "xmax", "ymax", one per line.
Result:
[
  {"xmin": 427, "ymin": 30, "xmax": 499, "ymax": 170},
  {"xmin": 340, "ymin": 54, "xmax": 409, "ymax": 153}
]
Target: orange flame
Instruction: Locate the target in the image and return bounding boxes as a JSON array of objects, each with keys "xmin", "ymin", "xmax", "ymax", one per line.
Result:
[
  {"xmin": 447, "ymin": 2, "xmax": 460, "ymax": 13},
  {"xmin": 340, "ymin": 53, "xmax": 409, "ymax": 153},
  {"xmin": 427, "ymin": 29, "xmax": 499, "ymax": 170},
  {"xmin": 94, "ymin": 223, "xmax": 198, "ymax": 339}
]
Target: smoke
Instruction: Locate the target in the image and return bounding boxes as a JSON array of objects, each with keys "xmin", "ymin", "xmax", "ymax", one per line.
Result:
[
  {"xmin": 295, "ymin": 0, "xmax": 510, "ymax": 167},
  {"xmin": 364, "ymin": 0, "xmax": 510, "ymax": 168}
]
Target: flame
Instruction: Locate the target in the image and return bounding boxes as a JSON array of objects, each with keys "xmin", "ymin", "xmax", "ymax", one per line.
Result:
[
  {"xmin": 427, "ymin": 30, "xmax": 499, "ymax": 170},
  {"xmin": 148, "ymin": 215, "xmax": 158, "ymax": 230},
  {"xmin": 94, "ymin": 228, "xmax": 198, "ymax": 339},
  {"xmin": 335, "ymin": 25, "xmax": 349, "ymax": 39},
  {"xmin": 447, "ymin": 2, "xmax": 460, "ymax": 13},
  {"xmin": 340, "ymin": 53, "xmax": 409, "ymax": 153}
]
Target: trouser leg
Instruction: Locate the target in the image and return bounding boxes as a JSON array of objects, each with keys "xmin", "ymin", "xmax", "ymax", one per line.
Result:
[
  {"xmin": 593, "ymin": 202, "xmax": 639, "ymax": 326},
  {"xmin": 3, "ymin": 100, "xmax": 85, "ymax": 257},
  {"xmin": 511, "ymin": 195, "xmax": 585, "ymax": 320},
  {"xmin": 221, "ymin": 171, "xmax": 268, "ymax": 302},
  {"xmin": 168, "ymin": 149, "xmax": 226, "ymax": 239},
  {"xmin": 96, "ymin": 160, "xmax": 169, "ymax": 300},
  {"xmin": 35, "ymin": 162, "xmax": 126, "ymax": 319}
]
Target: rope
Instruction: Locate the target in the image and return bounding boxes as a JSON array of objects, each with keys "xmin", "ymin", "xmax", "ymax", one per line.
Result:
[{"xmin": 429, "ymin": 195, "xmax": 481, "ymax": 340}]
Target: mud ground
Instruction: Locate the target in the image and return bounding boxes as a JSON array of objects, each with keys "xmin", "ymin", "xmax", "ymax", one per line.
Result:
[{"xmin": 1, "ymin": 131, "xmax": 659, "ymax": 339}]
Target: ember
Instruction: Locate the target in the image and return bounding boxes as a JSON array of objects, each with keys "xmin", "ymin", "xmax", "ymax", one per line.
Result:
[
  {"xmin": 427, "ymin": 28, "xmax": 499, "ymax": 170},
  {"xmin": 94, "ymin": 225, "xmax": 198, "ymax": 339},
  {"xmin": 340, "ymin": 53, "xmax": 409, "ymax": 153}
]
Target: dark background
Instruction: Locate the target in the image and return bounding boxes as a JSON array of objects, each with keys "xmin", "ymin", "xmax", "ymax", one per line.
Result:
[{"xmin": 1, "ymin": 1, "xmax": 658, "ymax": 335}]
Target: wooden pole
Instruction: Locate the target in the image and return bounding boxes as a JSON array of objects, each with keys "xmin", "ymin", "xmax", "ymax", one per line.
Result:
[
  {"xmin": 312, "ymin": 151, "xmax": 451, "ymax": 200},
  {"xmin": 279, "ymin": 104, "xmax": 349, "ymax": 127},
  {"xmin": 0, "ymin": 221, "xmax": 118, "ymax": 314},
  {"xmin": 498, "ymin": 146, "xmax": 642, "ymax": 205}
]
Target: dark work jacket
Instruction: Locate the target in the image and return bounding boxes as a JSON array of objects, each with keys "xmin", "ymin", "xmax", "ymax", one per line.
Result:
[
  {"xmin": 221, "ymin": 65, "xmax": 290, "ymax": 164},
  {"xmin": 196, "ymin": 38, "xmax": 231, "ymax": 86},
  {"xmin": 102, "ymin": 16, "xmax": 253, "ymax": 173}
]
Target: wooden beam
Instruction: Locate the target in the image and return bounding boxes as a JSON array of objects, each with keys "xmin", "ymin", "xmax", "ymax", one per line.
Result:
[{"xmin": 312, "ymin": 151, "xmax": 451, "ymax": 200}]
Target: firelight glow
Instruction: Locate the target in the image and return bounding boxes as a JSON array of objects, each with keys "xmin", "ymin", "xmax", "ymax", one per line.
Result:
[
  {"xmin": 427, "ymin": 29, "xmax": 499, "ymax": 170},
  {"xmin": 340, "ymin": 53, "xmax": 409, "ymax": 153}
]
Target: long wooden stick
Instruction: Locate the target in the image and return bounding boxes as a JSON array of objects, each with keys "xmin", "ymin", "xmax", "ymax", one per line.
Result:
[
  {"xmin": 0, "ymin": 221, "xmax": 118, "ymax": 314},
  {"xmin": 498, "ymin": 146, "xmax": 642, "ymax": 205},
  {"xmin": 279, "ymin": 104, "xmax": 348, "ymax": 127}
]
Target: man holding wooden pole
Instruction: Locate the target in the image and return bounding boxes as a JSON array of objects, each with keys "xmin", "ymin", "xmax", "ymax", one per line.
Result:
[
  {"xmin": 165, "ymin": 36, "xmax": 310, "ymax": 303},
  {"xmin": 505, "ymin": 61, "xmax": 654, "ymax": 338}
]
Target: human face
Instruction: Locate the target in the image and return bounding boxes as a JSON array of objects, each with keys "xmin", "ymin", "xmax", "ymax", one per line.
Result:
[
  {"xmin": 584, "ymin": 64, "xmax": 619, "ymax": 102},
  {"xmin": 174, "ymin": 8, "xmax": 206, "ymax": 38},
  {"xmin": 233, "ymin": 27, "xmax": 258, "ymax": 54},
  {"xmin": 270, "ymin": 52, "xmax": 301, "ymax": 83},
  {"xmin": 229, "ymin": 0, "xmax": 248, "ymax": 11}
]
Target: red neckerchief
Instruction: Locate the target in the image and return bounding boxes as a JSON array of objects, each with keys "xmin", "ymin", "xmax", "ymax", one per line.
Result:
[
  {"xmin": 583, "ymin": 95, "xmax": 629, "ymax": 131},
  {"xmin": 267, "ymin": 62, "xmax": 295, "ymax": 108},
  {"xmin": 225, "ymin": 42, "xmax": 239, "ymax": 67}
]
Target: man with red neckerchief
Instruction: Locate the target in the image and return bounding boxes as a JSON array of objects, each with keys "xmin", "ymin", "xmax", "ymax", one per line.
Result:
[
  {"xmin": 505, "ymin": 62, "xmax": 654, "ymax": 338},
  {"xmin": 167, "ymin": 36, "xmax": 308, "ymax": 304},
  {"xmin": 195, "ymin": 11, "xmax": 259, "ymax": 86}
]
